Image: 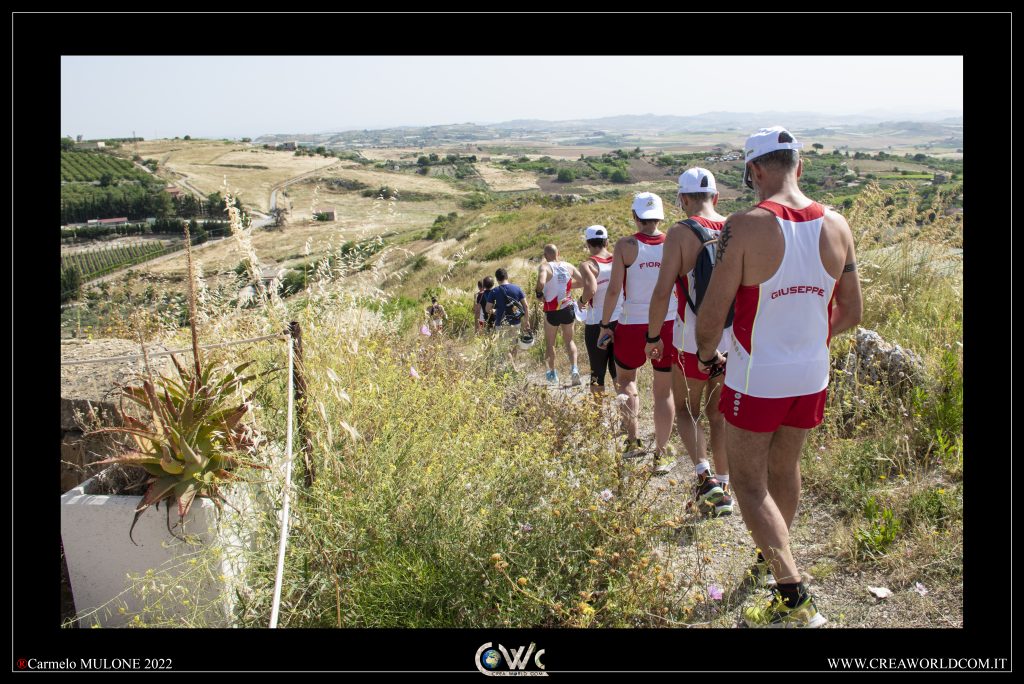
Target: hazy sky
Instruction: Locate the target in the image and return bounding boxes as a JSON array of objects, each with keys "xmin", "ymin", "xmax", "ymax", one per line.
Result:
[{"xmin": 61, "ymin": 56, "xmax": 963, "ymax": 140}]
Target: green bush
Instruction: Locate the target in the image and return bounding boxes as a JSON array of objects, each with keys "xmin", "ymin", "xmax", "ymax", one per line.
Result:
[
  {"xmin": 855, "ymin": 496, "xmax": 902, "ymax": 559},
  {"xmin": 460, "ymin": 193, "xmax": 488, "ymax": 210}
]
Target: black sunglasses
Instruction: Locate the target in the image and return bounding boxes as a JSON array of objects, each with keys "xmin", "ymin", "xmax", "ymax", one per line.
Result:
[{"xmin": 743, "ymin": 163, "xmax": 754, "ymax": 190}]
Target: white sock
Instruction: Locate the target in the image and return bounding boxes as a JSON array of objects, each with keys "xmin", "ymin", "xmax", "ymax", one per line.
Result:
[
  {"xmin": 717, "ymin": 473, "xmax": 730, "ymax": 484},
  {"xmin": 695, "ymin": 461, "xmax": 710, "ymax": 477}
]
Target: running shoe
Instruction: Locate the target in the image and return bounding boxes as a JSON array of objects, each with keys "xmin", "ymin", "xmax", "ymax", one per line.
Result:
[
  {"xmin": 622, "ymin": 437, "xmax": 645, "ymax": 459},
  {"xmin": 653, "ymin": 445, "xmax": 677, "ymax": 475},
  {"xmin": 570, "ymin": 367, "xmax": 582, "ymax": 386},
  {"xmin": 743, "ymin": 591, "xmax": 827, "ymax": 628},
  {"xmin": 695, "ymin": 473, "xmax": 725, "ymax": 508},
  {"xmin": 545, "ymin": 370, "xmax": 558, "ymax": 384},
  {"xmin": 711, "ymin": 483, "xmax": 734, "ymax": 517}
]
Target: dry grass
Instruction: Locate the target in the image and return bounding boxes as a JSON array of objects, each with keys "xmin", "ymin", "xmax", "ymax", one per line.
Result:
[{"xmin": 475, "ymin": 163, "xmax": 541, "ymax": 191}]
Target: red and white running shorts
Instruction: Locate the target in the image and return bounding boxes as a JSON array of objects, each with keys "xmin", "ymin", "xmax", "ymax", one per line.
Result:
[
  {"xmin": 720, "ymin": 386, "xmax": 827, "ymax": 432},
  {"xmin": 677, "ymin": 350, "xmax": 717, "ymax": 381},
  {"xmin": 613, "ymin": 321, "xmax": 676, "ymax": 372}
]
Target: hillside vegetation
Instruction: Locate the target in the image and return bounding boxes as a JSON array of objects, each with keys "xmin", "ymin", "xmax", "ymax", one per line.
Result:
[{"xmin": 89, "ymin": 176, "xmax": 963, "ymax": 628}]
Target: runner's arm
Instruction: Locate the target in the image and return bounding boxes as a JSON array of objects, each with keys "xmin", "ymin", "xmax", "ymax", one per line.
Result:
[
  {"xmin": 695, "ymin": 216, "xmax": 742, "ymax": 365},
  {"xmin": 578, "ymin": 260, "xmax": 598, "ymax": 306},
  {"xmin": 600, "ymin": 238, "xmax": 629, "ymax": 327},
  {"xmin": 647, "ymin": 226, "xmax": 682, "ymax": 341},
  {"xmin": 569, "ymin": 264, "xmax": 585, "ymax": 290},
  {"xmin": 829, "ymin": 218, "xmax": 863, "ymax": 335},
  {"xmin": 535, "ymin": 262, "xmax": 550, "ymax": 298},
  {"xmin": 519, "ymin": 298, "xmax": 531, "ymax": 334}
]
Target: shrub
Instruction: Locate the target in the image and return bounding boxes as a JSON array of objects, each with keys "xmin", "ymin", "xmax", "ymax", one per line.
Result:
[
  {"xmin": 460, "ymin": 193, "xmax": 488, "ymax": 210},
  {"xmin": 556, "ymin": 168, "xmax": 575, "ymax": 183},
  {"xmin": 61, "ymin": 265, "xmax": 82, "ymax": 303},
  {"xmin": 855, "ymin": 496, "xmax": 902, "ymax": 559}
]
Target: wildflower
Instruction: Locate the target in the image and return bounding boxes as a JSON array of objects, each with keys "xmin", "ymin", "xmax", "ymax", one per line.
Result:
[
  {"xmin": 410, "ymin": 366, "xmax": 420, "ymax": 379},
  {"xmin": 420, "ymin": 324, "xmax": 431, "ymax": 336},
  {"xmin": 599, "ymin": 489, "xmax": 614, "ymax": 502},
  {"xmin": 517, "ymin": 577, "xmax": 528, "ymax": 587},
  {"xmin": 708, "ymin": 585, "xmax": 723, "ymax": 601},
  {"xmin": 490, "ymin": 553, "xmax": 502, "ymax": 563},
  {"xmin": 519, "ymin": 523, "xmax": 533, "ymax": 533},
  {"xmin": 588, "ymin": 505, "xmax": 598, "ymax": 512},
  {"xmin": 937, "ymin": 488, "xmax": 946, "ymax": 495},
  {"xmin": 578, "ymin": 602, "xmax": 595, "ymax": 615},
  {"xmin": 914, "ymin": 582, "xmax": 929, "ymax": 596},
  {"xmin": 589, "ymin": 559, "xmax": 599, "ymax": 566},
  {"xmin": 496, "ymin": 560, "xmax": 509, "ymax": 571}
]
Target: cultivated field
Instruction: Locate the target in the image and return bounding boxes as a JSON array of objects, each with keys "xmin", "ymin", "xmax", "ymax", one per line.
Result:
[
  {"xmin": 136, "ymin": 141, "xmax": 339, "ymax": 212},
  {"xmin": 475, "ymin": 162, "xmax": 542, "ymax": 191}
]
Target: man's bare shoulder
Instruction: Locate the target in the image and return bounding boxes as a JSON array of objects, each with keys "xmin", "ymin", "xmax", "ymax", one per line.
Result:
[
  {"xmin": 615, "ymin": 234, "xmax": 638, "ymax": 248},
  {"xmin": 726, "ymin": 206, "xmax": 774, "ymax": 229}
]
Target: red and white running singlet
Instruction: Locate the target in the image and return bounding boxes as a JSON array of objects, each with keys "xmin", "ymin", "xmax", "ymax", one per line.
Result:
[
  {"xmin": 672, "ymin": 215, "xmax": 733, "ymax": 355},
  {"xmin": 620, "ymin": 233, "xmax": 677, "ymax": 325},
  {"xmin": 724, "ymin": 201, "xmax": 837, "ymax": 398},
  {"xmin": 586, "ymin": 255, "xmax": 622, "ymax": 325},
  {"xmin": 542, "ymin": 260, "xmax": 574, "ymax": 312}
]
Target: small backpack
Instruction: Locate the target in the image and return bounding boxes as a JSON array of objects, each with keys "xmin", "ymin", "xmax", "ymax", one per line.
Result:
[
  {"xmin": 681, "ymin": 219, "xmax": 735, "ymax": 329},
  {"xmin": 500, "ymin": 285, "xmax": 525, "ymax": 324}
]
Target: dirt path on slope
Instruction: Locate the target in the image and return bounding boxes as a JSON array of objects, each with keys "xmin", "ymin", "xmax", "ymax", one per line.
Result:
[{"xmin": 519, "ymin": 359, "xmax": 962, "ymax": 628}]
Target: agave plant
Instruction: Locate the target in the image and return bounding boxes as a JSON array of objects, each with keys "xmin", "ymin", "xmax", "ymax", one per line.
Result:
[{"xmin": 92, "ymin": 354, "xmax": 263, "ymax": 544}]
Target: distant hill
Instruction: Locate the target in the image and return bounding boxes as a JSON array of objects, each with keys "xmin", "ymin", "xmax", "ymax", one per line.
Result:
[{"xmin": 254, "ymin": 110, "xmax": 962, "ymax": 149}]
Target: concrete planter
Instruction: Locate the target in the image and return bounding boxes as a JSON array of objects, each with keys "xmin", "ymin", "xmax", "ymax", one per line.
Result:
[{"xmin": 60, "ymin": 468, "xmax": 248, "ymax": 628}]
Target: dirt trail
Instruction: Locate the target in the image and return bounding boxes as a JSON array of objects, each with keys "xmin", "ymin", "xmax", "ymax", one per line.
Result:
[{"xmin": 518, "ymin": 358, "xmax": 961, "ymax": 628}]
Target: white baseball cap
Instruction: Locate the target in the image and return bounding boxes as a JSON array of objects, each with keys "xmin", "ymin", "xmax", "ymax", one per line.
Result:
[
  {"xmin": 743, "ymin": 126, "xmax": 804, "ymax": 188},
  {"xmin": 631, "ymin": 192, "xmax": 664, "ymax": 220},
  {"xmin": 678, "ymin": 167, "xmax": 718, "ymax": 195},
  {"xmin": 584, "ymin": 225, "xmax": 608, "ymax": 240},
  {"xmin": 743, "ymin": 126, "xmax": 804, "ymax": 164}
]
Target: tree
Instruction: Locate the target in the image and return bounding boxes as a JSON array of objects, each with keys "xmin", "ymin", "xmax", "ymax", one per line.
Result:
[
  {"xmin": 270, "ymin": 207, "xmax": 289, "ymax": 229},
  {"xmin": 417, "ymin": 155, "xmax": 430, "ymax": 166},
  {"xmin": 812, "ymin": 143, "xmax": 824, "ymax": 152},
  {"xmin": 61, "ymin": 137, "xmax": 75, "ymax": 151},
  {"xmin": 556, "ymin": 168, "xmax": 575, "ymax": 183},
  {"xmin": 183, "ymin": 135, "xmax": 191, "ymax": 140},
  {"xmin": 61, "ymin": 265, "xmax": 82, "ymax": 304},
  {"xmin": 99, "ymin": 172, "xmax": 114, "ymax": 187},
  {"xmin": 609, "ymin": 169, "xmax": 630, "ymax": 183},
  {"xmin": 206, "ymin": 192, "xmax": 227, "ymax": 218}
]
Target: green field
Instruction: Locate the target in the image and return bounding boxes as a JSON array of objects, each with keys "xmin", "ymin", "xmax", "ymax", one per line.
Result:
[
  {"xmin": 61, "ymin": 242, "xmax": 170, "ymax": 281},
  {"xmin": 61, "ymin": 151, "xmax": 151, "ymax": 183}
]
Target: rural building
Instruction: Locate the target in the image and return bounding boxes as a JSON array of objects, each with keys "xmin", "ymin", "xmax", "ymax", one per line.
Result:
[
  {"xmin": 260, "ymin": 264, "xmax": 285, "ymax": 290},
  {"xmin": 933, "ymin": 173, "xmax": 949, "ymax": 184},
  {"xmin": 97, "ymin": 217, "xmax": 129, "ymax": 225},
  {"xmin": 316, "ymin": 208, "xmax": 336, "ymax": 221},
  {"xmin": 278, "ymin": 141, "xmax": 297, "ymax": 151},
  {"xmin": 77, "ymin": 141, "xmax": 106, "ymax": 150},
  {"xmin": 165, "ymin": 185, "xmax": 183, "ymax": 198}
]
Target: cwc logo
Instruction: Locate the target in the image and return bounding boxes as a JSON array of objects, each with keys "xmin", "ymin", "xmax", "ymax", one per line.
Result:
[
  {"xmin": 636, "ymin": 261, "xmax": 661, "ymax": 269},
  {"xmin": 475, "ymin": 642, "xmax": 547, "ymax": 676},
  {"xmin": 770, "ymin": 285, "xmax": 825, "ymax": 299}
]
